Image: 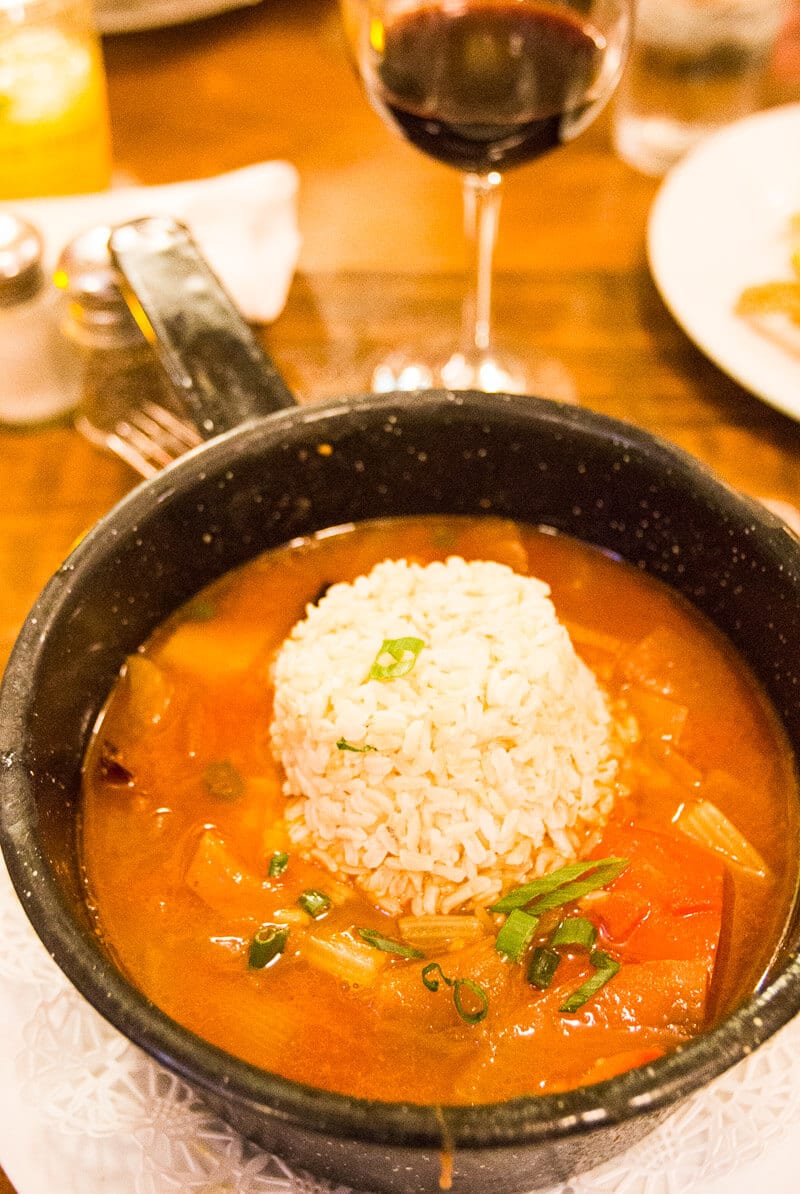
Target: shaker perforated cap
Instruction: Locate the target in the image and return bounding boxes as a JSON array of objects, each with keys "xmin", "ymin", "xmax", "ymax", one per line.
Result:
[
  {"xmin": 0, "ymin": 213, "xmax": 44, "ymax": 307},
  {"xmin": 56, "ymin": 222, "xmax": 144, "ymax": 347}
]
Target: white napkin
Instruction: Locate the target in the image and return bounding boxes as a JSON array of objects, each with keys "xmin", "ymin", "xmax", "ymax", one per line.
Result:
[{"xmin": 6, "ymin": 160, "xmax": 301, "ymax": 324}]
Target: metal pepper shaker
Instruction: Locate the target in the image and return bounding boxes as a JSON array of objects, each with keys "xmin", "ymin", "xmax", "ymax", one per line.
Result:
[
  {"xmin": 0, "ymin": 213, "xmax": 82, "ymax": 427},
  {"xmin": 56, "ymin": 224, "xmax": 181, "ymax": 449}
]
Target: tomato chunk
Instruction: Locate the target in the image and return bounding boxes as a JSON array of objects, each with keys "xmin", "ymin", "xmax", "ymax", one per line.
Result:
[{"xmin": 588, "ymin": 822, "xmax": 724, "ymax": 974}]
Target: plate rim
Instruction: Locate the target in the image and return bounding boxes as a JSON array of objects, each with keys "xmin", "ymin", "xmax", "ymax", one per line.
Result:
[
  {"xmin": 647, "ymin": 101, "xmax": 800, "ymax": 423},
  {"xmin": 96, "ymin": 0, "xmax": 260, "ymax": 36}
]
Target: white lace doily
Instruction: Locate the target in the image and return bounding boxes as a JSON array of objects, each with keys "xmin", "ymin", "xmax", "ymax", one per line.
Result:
[{"xmin": 2, "ymin": 855, "xmax": 800, "ymax": 1194}]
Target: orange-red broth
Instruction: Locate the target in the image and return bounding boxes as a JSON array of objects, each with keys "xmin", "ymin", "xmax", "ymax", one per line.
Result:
[{"xmin": 80, "ymin": 516, "xmax": 799, "ymax": 1103}]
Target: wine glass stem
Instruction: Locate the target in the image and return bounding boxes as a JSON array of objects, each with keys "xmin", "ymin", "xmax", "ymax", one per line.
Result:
[{"xmin": 461, "ymin": 170, "xmax": 503, "ymax": 358}]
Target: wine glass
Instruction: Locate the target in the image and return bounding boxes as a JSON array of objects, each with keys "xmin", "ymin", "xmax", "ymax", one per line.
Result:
[{"xmin": 341, "ymin": 0, "xmax": 633, "ymax": 399}]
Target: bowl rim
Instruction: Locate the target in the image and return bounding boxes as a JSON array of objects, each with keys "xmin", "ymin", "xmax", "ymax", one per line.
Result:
[{"xmin": 2, "ymin": 388, "xmax": 800, "ymax": 1151}]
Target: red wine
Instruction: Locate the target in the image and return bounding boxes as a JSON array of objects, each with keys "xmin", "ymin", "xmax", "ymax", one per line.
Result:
[{"xmin": 370, "ymin": 4, "xmax": 607, "ymax": 172}]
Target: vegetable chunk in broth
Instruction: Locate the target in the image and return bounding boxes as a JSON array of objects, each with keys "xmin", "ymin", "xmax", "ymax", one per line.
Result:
[{"xmin": 80, "ymin": 516, "xmax": 800, "ymax": 1103}]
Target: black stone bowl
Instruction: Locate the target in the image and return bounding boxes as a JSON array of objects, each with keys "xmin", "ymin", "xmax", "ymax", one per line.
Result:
[{"xmin": 2, "ymin": 390, "xmax": 800, "ymax": 1194}]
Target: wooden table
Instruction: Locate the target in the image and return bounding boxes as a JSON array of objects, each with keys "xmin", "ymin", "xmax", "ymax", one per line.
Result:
[{"xmin": 1, "ymin": 2, "xmax": 798, "ymax": 1190}]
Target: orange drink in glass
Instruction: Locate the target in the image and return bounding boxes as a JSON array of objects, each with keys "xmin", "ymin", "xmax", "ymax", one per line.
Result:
[{"xmin": 0, "ymin": 0, "xmax": 112, "ymax": 199}]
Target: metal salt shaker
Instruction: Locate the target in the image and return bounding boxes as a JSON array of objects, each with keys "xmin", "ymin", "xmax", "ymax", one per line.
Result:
[
  {"xmin": 56, "ymin": 224, "xmax": 180, "ymax": 448},
  {"xmin": 0, "ymin": 213, "xmax": 82, "ymax": 426}
]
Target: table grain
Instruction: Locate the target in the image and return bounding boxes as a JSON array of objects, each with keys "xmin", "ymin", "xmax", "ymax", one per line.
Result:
[{"xmin": 1, "ymin": 1, "xmax": 799, "ymax": 1190}]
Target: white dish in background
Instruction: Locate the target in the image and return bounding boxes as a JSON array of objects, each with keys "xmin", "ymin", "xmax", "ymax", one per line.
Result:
[
  {"xmin": 96, "ymin": 0, "xmax": 260, "ymax": 36},
  {"xmin": 648, "ymin": 102, "xmax": 800, "ymax": 423}
]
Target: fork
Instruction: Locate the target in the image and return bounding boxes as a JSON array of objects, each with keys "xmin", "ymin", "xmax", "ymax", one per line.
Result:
[
  {"xmin": 95, "ymin": 216, "xmax": 297, "ymax": 480},
  {"xmin": 103, "ymin": 399, "xmax": 204, "ymax": 478}
]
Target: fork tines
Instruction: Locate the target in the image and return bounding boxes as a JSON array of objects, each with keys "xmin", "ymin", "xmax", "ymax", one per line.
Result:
[{"xmin": 107, "ymin": 400, "xmax": 204, "ymax": 478}]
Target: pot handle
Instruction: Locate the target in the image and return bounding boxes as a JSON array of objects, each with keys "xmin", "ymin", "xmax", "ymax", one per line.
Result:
[{"xmin": 108, "ymin": 216, "xmax": 297, "ymax": 440}]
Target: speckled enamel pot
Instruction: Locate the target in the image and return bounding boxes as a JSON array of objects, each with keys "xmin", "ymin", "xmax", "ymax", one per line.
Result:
[{"xmin": 2, "ymin": 390, "xmax": 800, "ymax": 1194}]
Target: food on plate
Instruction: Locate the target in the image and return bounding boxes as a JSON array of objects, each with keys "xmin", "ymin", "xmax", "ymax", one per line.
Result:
[
  {"xmin": 80, "ymin": 515, "xmax": 799, "ymax": 1103},
  {"xmin": 736, "ymin": 212, "xmax": 800, "ymax": 327}
]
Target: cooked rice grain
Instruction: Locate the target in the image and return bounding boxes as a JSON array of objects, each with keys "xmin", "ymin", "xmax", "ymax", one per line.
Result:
[{"xmin": 270, "ymin": 557, "xmax": 630, "ymax": 916}]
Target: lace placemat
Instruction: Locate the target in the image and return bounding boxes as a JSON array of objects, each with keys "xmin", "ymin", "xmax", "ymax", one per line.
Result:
[{"xmin": 1, "ymin": 853, "xmax": 800, "ymax": 1194}]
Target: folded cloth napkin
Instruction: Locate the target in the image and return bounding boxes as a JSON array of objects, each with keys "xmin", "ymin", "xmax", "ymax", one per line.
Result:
[{"xmin": 7, "ymin": 161, "xmax": 301, "ymax": 324}]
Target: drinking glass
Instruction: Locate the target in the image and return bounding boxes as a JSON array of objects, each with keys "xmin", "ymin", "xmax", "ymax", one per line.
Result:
[
  {"xmin": 341, "ymin": 0, "xmax": 633, "ymax": 398},
  {"xmin": 0, "ymin": 0, "xmax": 112, "ymax": 200}
]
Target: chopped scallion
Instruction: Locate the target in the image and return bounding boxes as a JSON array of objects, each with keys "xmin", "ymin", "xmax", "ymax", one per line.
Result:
[
  {"xmin": 527, "ymin": 946, "xmax": 561, "ymax": 989},
  {"xmin": 420, "ymin": 962, "xmax": 489, "ymax": 1025},
  {"xmin": 489, "ymin": 860, "xmax": 605, "ymax": 913},
  {"xmin": 494, "ymin": 907, "xmax": 539, "ymax": 963},
  {"xmin": 559, "ymin": 949, "xmax": 620, "ymax": 1013},
  {"xmin": 368, "ymin": 636, "xmax": 425, "ymax": 680},
  {"xmin": 357, "ymin": 928, "xmax": 425, "ymax": 959},
  {"xmin": 490, "ymin": 856, "xmax": 629, "ymax": 915},
  {"xmin": 298, "ymin": 889, "xmax": 331, "ymax": 919},
  {"xmin": 422, "ymin": 961, "xmax": 448, "ymax": 992},
  {"xmin": 268, "ymin": 850, "xmax": 289, "ymax": 878},
  {"xmin": 336, "ymin": 738, "xmax": 378, "ymax": 753},
  {"xmin": 452, "ymin": 978, "xmax": 489, "ymax": 1025},
  {"xmin": 248, "ymin": 924, "xmax": 289, "ymax": 969},
  {"xmin": 550, "ymin": 916, "xmax": 597, "ymax": 950},
  {"xmin": 526, "ymin": 859, "xmax": 629, "ymax": 916}
]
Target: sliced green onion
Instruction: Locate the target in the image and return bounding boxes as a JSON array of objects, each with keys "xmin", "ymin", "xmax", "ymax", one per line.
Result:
[
  {"xmin": 550, "ymin": 916, "xmax": 597, "ymax": 950},
  {"xmin": 422, "ymin": 961, "xmax": 449, "ymax": 992},
  {"xmin": 559, "ymin": 949, "xmax": 620, "ymax": 1014},
  {"xmin": 368, "ymin": 636, "xmax": 425, "ymax": 680},
  {"xmin": 452, "ymin": 978, "xmax": 489, "ymax": 1025},
  {"xmin": 490, "ymin": 857, "xmax": 629, "ymax": 915},
  {"xmin": 420, "ymin": 962, "xmax": 489, "ymax": 1025},
  {"xmin": 336, "ymin": 738, "xmax": 378, "ymax": 753},
  {"xmin": 248, "ymin": 924, "xmax": 289, "ymax": 969},
  {"xmin": 203, "ymin": 759, "xmax": 244, "ymax": 801},
  {"xmin": 489, "ymin": 859, "xmax": 609, "ymax": 913},
  {"xmin": 527, "ymin": 946, "xmax": 561, "ymax": 990},
  {"xmin": 494, "ymin": 908, "xmax": 540, "ymax": 963},
  {"xmin": 268, "ymin": 850, "xmax": 289, "ymax": 878},
  {"xmin": 298, "ymin": 889, "xmax": 331, "ymax": 919},
  {"xmin": 526, "ymin": 859, "xmax": 628, "ymax": 916},
  {"xmin": 357, "ymin": 928, "xmax": 425, "ymax": 959}
]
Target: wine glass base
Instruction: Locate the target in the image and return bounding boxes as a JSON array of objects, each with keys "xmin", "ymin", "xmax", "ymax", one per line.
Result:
[{"xmin": 371, "ymin": 349, "xmax": 578, "ymax": 404}]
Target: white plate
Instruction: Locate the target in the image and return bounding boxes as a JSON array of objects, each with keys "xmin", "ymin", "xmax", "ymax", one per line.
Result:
[
  {"xmin": 95, "ymin": 0, "xmax": 260, "ymax": 36},
  {"xmin": 648, "ymin": 103, "xmax": 800, "ymax": 422}
]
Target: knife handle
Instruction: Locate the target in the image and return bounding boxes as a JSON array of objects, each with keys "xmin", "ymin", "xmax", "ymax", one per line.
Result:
[{"xmin": 108, "ymin": 215, "xmax": 297, "ymax": 440}]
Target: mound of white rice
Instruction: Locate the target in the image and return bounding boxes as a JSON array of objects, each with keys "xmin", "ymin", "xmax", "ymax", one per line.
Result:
[{"xmin": 270, "ymin": 556, "xmax": 630, "ymax": 916}]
